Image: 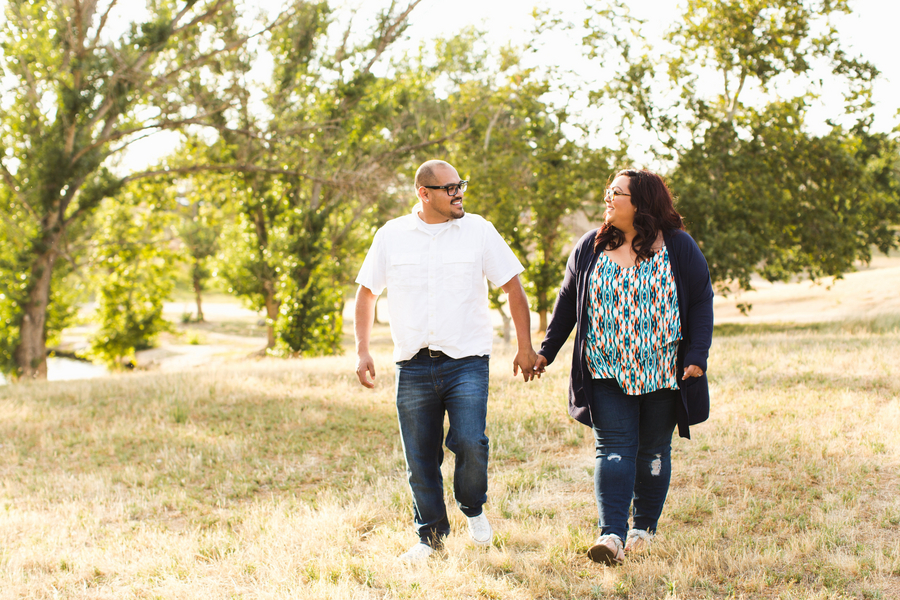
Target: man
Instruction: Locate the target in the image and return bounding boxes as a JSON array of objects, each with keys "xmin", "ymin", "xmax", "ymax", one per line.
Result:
[{"xmin": 354, "ymin": 159, "xmax": 538, "ymax": 563}]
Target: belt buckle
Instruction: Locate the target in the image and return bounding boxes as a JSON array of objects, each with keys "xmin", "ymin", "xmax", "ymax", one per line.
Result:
[{"xmin": 428, "ymin": 348, "xmax": 442, "ymax": 358}]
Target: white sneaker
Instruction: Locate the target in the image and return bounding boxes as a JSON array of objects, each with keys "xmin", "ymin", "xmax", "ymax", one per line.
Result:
[
  {"xmin": 398, "ymin": 542, "xmax": 434, "ymax": 563},
  {"xmin": 467, "ymin": 512, "xmax": 493, "ymax": 545}
]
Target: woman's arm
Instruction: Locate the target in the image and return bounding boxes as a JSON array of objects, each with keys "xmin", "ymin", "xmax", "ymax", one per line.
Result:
[
  {"xmin": 681, "ymin": 235, "xmax": 714, "ymax": 373},
  {"xmin": 538, "ymin": 232, "xmax": 591, "ymax": 366}
]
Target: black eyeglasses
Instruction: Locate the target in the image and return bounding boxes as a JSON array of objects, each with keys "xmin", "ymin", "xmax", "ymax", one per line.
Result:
[
  {"xmin": 421, "ymin": 180, "xmax": 468, "ymax": 196},
  {"xmin": 605, "ymin": 188, "xmax": 631, "ymax": 200}
]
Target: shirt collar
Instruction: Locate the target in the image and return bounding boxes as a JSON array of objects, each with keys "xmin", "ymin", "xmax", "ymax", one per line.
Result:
[{"xmin": 403, "ymin": 202, "xmax": 463, "ymax": 231}]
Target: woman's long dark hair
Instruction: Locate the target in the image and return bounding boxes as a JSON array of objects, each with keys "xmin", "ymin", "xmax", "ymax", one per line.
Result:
[{"xmin": 593, "ymin": 169, "xmax": 684, "ymax": 262}]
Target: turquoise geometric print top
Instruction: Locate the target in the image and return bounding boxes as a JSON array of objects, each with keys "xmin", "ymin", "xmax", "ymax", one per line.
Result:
[{"xmin": 585, "ymin": 245, "xmax": 682, "ymax": 394}]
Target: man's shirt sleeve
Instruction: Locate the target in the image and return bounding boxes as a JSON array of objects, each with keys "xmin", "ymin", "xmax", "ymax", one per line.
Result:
[
  {"xmin": 355, "ymin": 228, "xmax": 388, "ymax": 296},
  {"xmin": 481, "ymin": 221, "xmax": 524, "ymax": 287}
]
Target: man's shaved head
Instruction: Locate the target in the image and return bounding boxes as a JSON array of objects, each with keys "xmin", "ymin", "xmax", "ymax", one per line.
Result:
[{"xmin": 414, "ymin": 160, "xmax": 454, "ymax": 190}]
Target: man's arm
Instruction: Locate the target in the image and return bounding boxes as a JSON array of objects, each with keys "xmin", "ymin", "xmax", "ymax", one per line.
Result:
[
  {"xmin": 500, "ymin": 274, "xmax": 538, "ymax": 382},
  {"xmin": 355, "ymin": 285, "xmax": 378, "ymax": 388}
]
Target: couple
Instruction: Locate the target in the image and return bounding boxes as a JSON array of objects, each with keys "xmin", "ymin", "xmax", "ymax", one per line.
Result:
[{"xmin": 354, "ymin": 160, "xmax": 714, "ymax": 566}]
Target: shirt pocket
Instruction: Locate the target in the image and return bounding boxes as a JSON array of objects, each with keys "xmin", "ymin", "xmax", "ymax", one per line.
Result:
[
  {"xmin": 442, "ymin": 252, "xmax": 477, "ymax": 291},
  {"xmin": 388, "ymin": 253, "xmax": 423, "ymax": 290}
]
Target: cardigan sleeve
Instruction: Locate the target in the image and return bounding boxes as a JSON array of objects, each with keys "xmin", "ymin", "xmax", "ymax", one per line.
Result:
[
  {"xmin": 539, "ymin": 231, "xmax": 592, "ymax": 365},
  {"xmin": 679, "ymin": 234, "xmax": 714, "ymax": 372}
]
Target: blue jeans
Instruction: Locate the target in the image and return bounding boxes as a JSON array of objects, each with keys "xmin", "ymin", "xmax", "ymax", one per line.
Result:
[
  {"xmin": 589, "ymin": 378, "xmax": 678, "ymax": 540},
  {"xmin": 395, "ymin": 353, "xmax": 490, "ymax": 547}
]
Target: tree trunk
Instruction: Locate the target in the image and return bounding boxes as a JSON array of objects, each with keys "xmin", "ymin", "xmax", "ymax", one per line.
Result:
[
  {"xmin": 496, "ymin": 305, "xmax": 511, "ymax": 344},
  {"xmin": 14, "ymin": 250, "xmax": 56, "ymax": 379},
  {"xmin": 263, "ymin": 280, "xmax": 280, "ymax": 349},
  {"xmin": 332, "ymin": 298, "xmax": 344, "ymax": 355},
  {"xmin": 192, "ymin": 260, "xmax": 205, "ymax": 322},
  {"xmin": 538, "ymin": 309, "xmax": 548, "ymax": 334},
  {"xmin": 373, "ymin": 292, "xmax": 382, "ymax": 324}
]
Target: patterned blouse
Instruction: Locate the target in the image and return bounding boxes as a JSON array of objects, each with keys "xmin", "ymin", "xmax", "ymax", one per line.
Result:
[{"xmin": 585, "ymin": 246, "xmax": 682, "ymax": 394}]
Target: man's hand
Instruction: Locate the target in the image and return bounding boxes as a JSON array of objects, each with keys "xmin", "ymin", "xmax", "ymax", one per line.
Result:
[
  {"xmin": 354, "ymin": 285, "xmax": 378, "ymax": 389},
  {"xmin": 682, "ymin": 365, "xmax": 704, "ymax": 380},
  {"xmin": 513, "ymin": 348, "xmax": 538, "ymax": 382},
  {"xmin": 356, "ymin": 351, "xmax": 376, "ymax": 388},
  {"xmin": 501, "ymin": 275, "xmax": 541, "ymax": 383}
]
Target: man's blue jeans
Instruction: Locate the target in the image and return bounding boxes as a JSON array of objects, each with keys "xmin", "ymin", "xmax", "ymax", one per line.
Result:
[
  {"xmin": 395, "ymin": 353, "xmax": 490, "ymax": 547},
  {"xmin": 589, "ymin": 378, "xmax": 678, "ymax": 540}
]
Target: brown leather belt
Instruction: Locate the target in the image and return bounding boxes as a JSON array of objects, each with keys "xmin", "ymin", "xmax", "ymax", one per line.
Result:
[{"xmin": 415, "ymin": 348, "xmax": 447, "ymax": 359}]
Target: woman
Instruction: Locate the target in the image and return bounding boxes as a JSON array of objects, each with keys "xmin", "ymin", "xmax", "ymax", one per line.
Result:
[{"xmin": 534, "ymin": 169, "xmax": 713, "ymax": 565}]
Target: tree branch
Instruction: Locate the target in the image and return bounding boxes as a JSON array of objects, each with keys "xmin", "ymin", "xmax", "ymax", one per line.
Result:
[
  {"xmin": 84, "ymin": 0, "xmax": 291, "ymax": 156},
  {"xmin": 104, "ymin": 130, "xmax": 166, "ymax": 157},
  {"xmin": 59, "ymin": 173, "xmax": 90, "ymax": 227},
  {"xmin": 359, "ymin": 0, "xmax": 423, "ymax": 77},
  {"xmin": 82, "ymin": 0, "xmax": 230, "ymax": 137},
  {"xmin": 368, "ymin": 119, "xmax": 474, "ymax": 164},
  {"xmin": 483, "ymin": 104, "xmax": 504, "ymax": 152},
  {"xmin": 332, "ymin": 193, "xmax": 378, "ymax": 246},
  {"xmin": 726, "ymin": 67, "xmax": 747, "ymax": 121},
  {"xmin": 121, "ymin": 163, "xmax": 328, "ymax": 185},
  {"xmin": 168, "ymin": 0, "xmax": 230, "ymax": 38},
  {"xmin": 71, "ymin": 107, "xmax": 230, "ymax": 166},
  {"xmin": 86, "ymin": 0, "xmax": 119, "ymax": 52},
  {"xmin": 151, "ymin": 27, "xmax": 262, "ymax": 89},
  {"xmin": 0, "ymin": 158, "xmax": 39, "ymax": 221},
  {"xmin": 58, "ymin": 0, "xmax": 80, "ymax": 74}
]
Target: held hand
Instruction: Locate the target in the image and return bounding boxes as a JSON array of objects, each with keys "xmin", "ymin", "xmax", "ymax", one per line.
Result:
[
  {"xmin": 533, "ymin": 354, "xmax": 547, "ymax": 378},
  {"xmin": 513, "ymin": 348, "xmax": 538, "ymax": 382},
  {"xmin": 682, "ymin": 364, "xmax": 704, "ymax": 380},
  {"xmin": 356, "ymin": 352, "xmax": 376, "ymax": 388}
]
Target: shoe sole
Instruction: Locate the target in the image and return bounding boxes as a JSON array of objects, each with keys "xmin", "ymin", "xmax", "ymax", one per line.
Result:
[{"xmin": 587, "ymin": 543, "xmax": 623, "ymax": 565}]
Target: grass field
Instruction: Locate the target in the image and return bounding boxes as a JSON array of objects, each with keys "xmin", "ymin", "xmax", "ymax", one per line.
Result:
[{"xmin": 1, "ymin": 316, "xmax": 898, "ymax": 599}]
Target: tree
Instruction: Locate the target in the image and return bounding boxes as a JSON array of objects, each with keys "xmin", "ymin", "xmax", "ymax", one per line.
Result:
[
  {"xmin": 0, "ymin": 0, "xmax": 275, "ymax": 379},
  {"xmin": 178, "ymin": 0, "xmax": 475, "ymax": 356},
  {"xmin": 86, "ymin": 181, "xmax": 176, "ymax": 368},
  {"xmin": 592, "ymin": 0, "xmax": 900, "ymax": 293},
  {"xmin": 670, "ymin": 103, "xmax": 900, "ymax": 292},
  {"xmin": 175, "ymin": 182, "xmax": 220, "ymax": 323},
  {"xmin": 429, "ymin": 32, "xmax": 614, "ymax": 332}
]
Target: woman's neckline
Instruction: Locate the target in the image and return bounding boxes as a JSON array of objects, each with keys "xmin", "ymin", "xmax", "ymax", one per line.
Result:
[{"xmin": 602, "ymin": 244, "xmax": 667, "ymax": 270}]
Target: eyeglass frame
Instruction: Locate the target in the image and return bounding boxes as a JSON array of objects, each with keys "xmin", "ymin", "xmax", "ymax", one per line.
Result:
[
  {"xmin": 420, "ymin": 180, "xmax": 468, "ymax": 196},
  {"xmin": 604, "ymin": 187, "xmax": 631, "ymax": 200}
]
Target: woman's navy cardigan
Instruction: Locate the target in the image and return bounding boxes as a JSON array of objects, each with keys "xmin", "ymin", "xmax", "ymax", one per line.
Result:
[{"xmin": 538, "ymin": 228, "xmax": 714, "ymax": 439}]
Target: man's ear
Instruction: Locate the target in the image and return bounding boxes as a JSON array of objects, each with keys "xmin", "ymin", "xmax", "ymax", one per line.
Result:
[{"xmin": 417, "ymin": 187, "xmax": 429, "ymax": 203}]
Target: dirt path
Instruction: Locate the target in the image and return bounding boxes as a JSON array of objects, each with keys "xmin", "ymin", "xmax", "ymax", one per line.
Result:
[
  {"xmin": 31, "ymin": 253, "xmax": 900, "ymax": 382},
  {"xmin": 714, "ymin": 254, "xmax": 900, "ymax": 324}
]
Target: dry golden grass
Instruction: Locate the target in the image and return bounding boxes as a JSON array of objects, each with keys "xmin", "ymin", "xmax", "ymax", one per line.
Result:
[{"xmin": 1, "ymin": 322, "xmax": 899, "ymax": 599}]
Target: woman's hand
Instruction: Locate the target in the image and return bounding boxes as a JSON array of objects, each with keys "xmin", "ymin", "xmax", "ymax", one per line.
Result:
[
  {"xmin": 682, "ymin": 365, "xmax": 704, "ymax": 380},
  {"xmin": 532, "ymin": 354, "xmax": 548, "ymax": 378}
]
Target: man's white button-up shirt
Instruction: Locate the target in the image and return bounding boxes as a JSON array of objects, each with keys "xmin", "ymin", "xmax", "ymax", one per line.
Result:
[{"xmin": 356, "ymin": 204, "xmax": 524, "ymax": 362}]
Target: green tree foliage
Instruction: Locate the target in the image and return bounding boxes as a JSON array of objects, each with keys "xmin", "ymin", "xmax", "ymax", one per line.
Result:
[
  {"xmin": 671, "ymin": 102, "xmax": 900, "ymax": 290},
  {"xmin": 174, "ymin": 184, "xmax": 220, "ymax": 323},
  {"xmin": 428, "ymin": 32, "xmax": 614, "ymax": 332},
  {"xmin": 86, "ymin": 182, "xmax": 177, "ymax": 368},
  {"xmin": 592, "ymin": 0, "xmax": 900, "ymax": 294},
  {"xmin": 0, "ymin": 0, "xmax": 262, "ymax": 378},
  {"xmin": 175, "ymin": 0, "xmax": 468, "ymax": 356}
]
